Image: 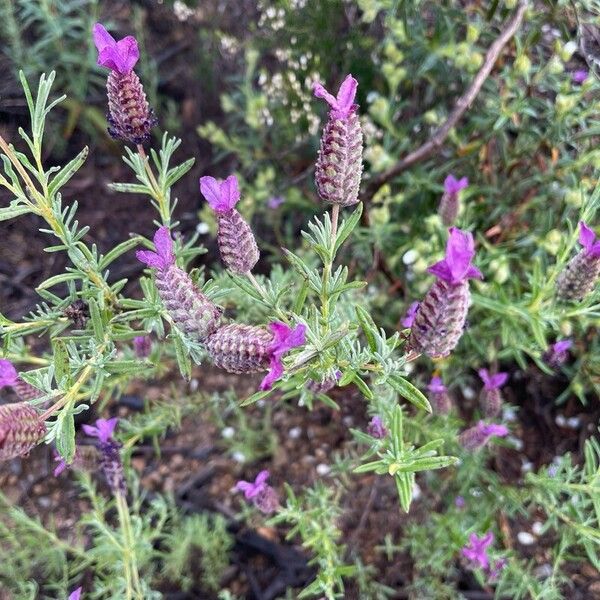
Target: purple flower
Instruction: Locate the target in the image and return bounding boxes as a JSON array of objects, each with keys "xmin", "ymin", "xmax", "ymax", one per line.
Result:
[
  {"xmin": 401, "ymin": 301, "xmax": 419, "ymax": 328},
  {"xmin": 367, "ymin": 415, "xmax": 387, "ymax": 439},
  {"xmin": 480, "ymin": 422, "xmax": 509, "ymax": 437},
  {"xmin": 462, "ymin": 531, "xmax": 494, "ymax": 570},
  {"xmin": 92, "ymin": 23, "xmax": 139, "ymax": 75},
  {"xmin": 545, "ymin": 338, "xmax": 572, "ymax": 367},
  {"xmin": 444, "ymin": 174, "xmax": 469, "ymax": 196},
  {"xmin": 455, "ymin": 495, "xmax": 465, "ymax": 508},
  {"xmin": 200, "ymin": 175, "xmax": 240, "ymax": 214},
  {"xmin": 259, "ymin": 322, "xmax": 306, "ymax": 390},
  {"xmin": 133, "ymin": 336, "xmax": 152, "ymax": 358},
  {"xmin": 427, "ymin": 228, "xmax": 483, "ymax": 285},
  {"xmin": 478, "ymin": 369, "xmax": 508, "ymax": 391},
  {"xmin": 235, "ymin": 470, "xmax": 279, "ymax": 513},
  {"xmin": 427, "ymin": 376, "xmax": 447, "ymax": 394},
  {"xmin": 552, "ymin": 339, "xmax": 572, "ymax": 355},
  {"xmin": 267, "ymin": 196, "xmax": 285, "ymax": 209},
  {"xmin": 459, "ymin": 420, "xmax": 509, "ymax": 450},
  {"xmin": 82, "ymin": 418, "xmax": 118, "ymax": 444},
  {"xmin": 579, "ymin": 221, "xmax": 600, "ymax": 258},
  {"xmin": 488, "ymin": 558, "xmax": 507, "ymax": 581},
  {"xmin": 136, "ymin": 226, "xmax": 176, "ymax": 271},
  {"xmin": 572, "ymin": 69, "xmax": 588, "ymax": 85},
  {"xmin": 68, "ymin": 588, "xmax": 82, "ymax": 600},
  {"xmin": 313, "ymin": 74, "xmax": 358, "ymax": 119},
  {"xmin": 0, "ymin": 359, "xmax": 18, "ymax": 389},
  {"xmin": 53, "ymin": 451, "xmax": 69, "ymax": 477}
]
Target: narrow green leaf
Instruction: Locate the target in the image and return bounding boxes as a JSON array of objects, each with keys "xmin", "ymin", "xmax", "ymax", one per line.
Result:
[
  {"xmin": 334, "ymin": 202, "xmax": 363, "ymax": 255},
  {"xmin": 355, "ymin": 305, "xmax": 378, "ymax": 352},
  {"xmin": 389, "ymin": 374, "xmax": 432, "ymax": 413},
  {"xmin": 55, "ymin": 405, "xmax": 75, "ymax": 463}
]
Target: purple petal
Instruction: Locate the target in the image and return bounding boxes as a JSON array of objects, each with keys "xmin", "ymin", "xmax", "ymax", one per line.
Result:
[
  {"xmin": 489, "ymin": 372, "xmax": 508, "ymax": 389},
  {"xmin": 81, "ymin": 424, "xmax": 99, "ymax": 438},
  {"xmin": 254, "ymin": 470, "xmax": 270, "ymax": 486},
  {"xmin": 93, "ymin": 23, "xmax": 138, "ymax": 74},
  {"xmin": 136, "ymin": 249, "xmax": 163, "ymax": 269},
  {"xmin": 335, "ymin": 74, "xmax": 358, "ymax": 116},
  {"xmin": 401, "ymin": 301, "xmax": 419, "ymax": 328},
  {"xmin": 552, "ymin": 339, "xmax": 572, "ymax": 354},
  {"xmin": 429, "ymin": 228, "xmax": 482, "ymax": 284},
  {"xmin": 220, "ymin": 175, "xmax": 241, "ymax": 212},
  {"xmin": 53, "ymin": 452, "xmax": 68, "ymax": 477},
  {"xmin": 269, "ymin": 322, "xmax": 306, "ymax": 357},
  {"xmin": 92, "ymin": 23, "xmax": 116, "ymax": 53},
  {"xmin": 68, "ymin": 588, "xmax": 82, "ymax": 600},
  {"xmin": 84, "ymin": 417, "xmax": 118, "ymax": 443},
  {"xmin": 444, "ymin": 174, "xmax": 469, "ymax": 195},
  {"xmin": 313, "ymin": 82, "xmax": 338, "ymax": 109},
  {"xmin": 481, "ymin": 422, "xmax": 508, "ymax": 438},
  {"xmin": 0, "ymin": 359, "xmax": 18, "ymax": 388},
  {"xmin": 427, "ymin": 376, "xmax": 446, "ymax": 393},
  {"xmin": 115, "ymin": 36, "xmax": 140, "ymax": 73},
  {"xmin": 579, "ymin": 221, "xmax": 600, "ymax": 257},
  {"xmin": 153, "ymin": 226, "xmax": 175, "ymax": 268},
  {"xmin": 572, "ymin": 69, "xmax": 588, "ymax": 84},
  {"xmin": 259, "ymin": 357, "xmax": 284, "ymax": 391}
]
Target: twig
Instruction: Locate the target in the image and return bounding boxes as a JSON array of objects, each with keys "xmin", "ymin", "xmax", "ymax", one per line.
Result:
[{"xmin": 363, "ymin": 0, "xmax": 528, "ymax": 203}]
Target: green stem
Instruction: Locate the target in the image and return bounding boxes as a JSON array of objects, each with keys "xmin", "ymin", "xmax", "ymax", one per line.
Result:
[
  {"xmin": 116, "ymin": 492, "xmax": 144, "ymax": 600},
  {"xmin": 137, "ymin": 144, "xmax": 170, "ymax": 226}
]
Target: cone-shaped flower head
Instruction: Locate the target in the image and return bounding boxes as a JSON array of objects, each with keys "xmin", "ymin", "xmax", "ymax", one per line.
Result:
[
  {"xmin": 478, "ymin": 369, "xmax": 508, "ymax": 391},
  {"xmin": 93, "ymin": 23, "xmax": 156, "ymax": 144},
  {"xmin": 401, "ymin": 301, "xmax": 419, "ymax": 328},
  {"xmin": 557, "ymin": 221, "xmax": 600, "ymax": 301},
  {"xmin": 428, "ymin": 228, "xmax": 483, "ymax": 285},
  {"xmin": 313, "ymin": 74, "xmax": 363, "ymax": 206},
  {"xmin": 206, "ymin": 321, "xmax": 305, "ymax": 390},
  {"xmin": 427, "ymin": 376, "xmax": 452, "ymax": 414},
  {"xmin": 367, "ymin": 415, "xmax": 387, "ymax": 439},
  {"xmin": 462, "ymin": 532, "xmax": 494, "ymax": 570},
  {"xmin": 137, "ymin": 227, "xmax": 221, "ymax": 343},
  {"xmin": 83, "ymin": 417, "xmax": 125, "ymax": 494},
  {"xmin": 235, "ymin": 470, "xmax": 279, "ymax": 514},
  {"xmin": 478, "ymin": 369, "xmax": 508, "ymax": 418},
  {"xmin": 200, "ymin": 175, "xmax": 259, "ymax": 274},
  {"xmin": 93, "ymin": 24, "xmax": 139, "ymax": 74},
  {"xmin": 410, "ymin": 228, "xmax": 482, "ymax": 358},
  {"xmin": 459, "ymin": 421, "xmax": 508, "ymax": 451},
  {"xmin": 439, "ymin": 175, "xmax": 469, "ymax": 226},
  {"xmin": 0, "ymin": 402, "xmax": 46, "ymax": 461},
  {"xmin": 544, "ymin": 338, "xmax": 572, "ymax": 367}
]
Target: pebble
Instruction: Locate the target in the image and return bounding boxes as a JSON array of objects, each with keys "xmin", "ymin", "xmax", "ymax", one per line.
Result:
[
  {"xmin": 517, "ymin": 531, "xmax": 535, "ymax": 545},
  {"xmin": 462, "ymin": 386, "xmax": 476, "ymax": 400},
  {"xmin": 412, "ymin": 482, "xmax": 422, "ymax": 501},
  {"xmin": 189, "ymin": 378, "xmax": 199, "ymax": 392},
  {"xmin": 222, "ymin": 426, "xmax": 235, "ymax": 439},
  {"xmin": 288, "ymin": 426, "xmax": 302, "ymax": 439},
  {"xmin": 232, "ymin": 451, "xmax": 246, "ymax": 463},
  {"xmin": 342, "ymin": 416, "xmax": 353, "ymax": 427},
  {"xmin": 532, "ymin": 521, "xmax": 544, "ymax": 535},
  {"xmin": 402, "ymin": 249, "xmax": 419, "ymax": 265},
  {"xmin": 316, "ymin": 463, "xmax": 330, "ymax": 476},
  {"xmin": 521, "ymin": 460, "xmax": 533, "ymax": 473},
  {"xmin": 534, "ymin": 563, "xmax": 553, "ymax": 579}
]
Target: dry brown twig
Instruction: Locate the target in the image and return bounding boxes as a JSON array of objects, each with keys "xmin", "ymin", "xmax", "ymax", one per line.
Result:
[{"xmin": 362, "ymin": 0, "xmax": 529, "ymax": 204}]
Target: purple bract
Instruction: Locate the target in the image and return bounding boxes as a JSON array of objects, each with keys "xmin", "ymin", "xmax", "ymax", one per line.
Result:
[
  {"xmin": 235, "ymin": 469, "xmax": 270, "ymax": 499},
  {"xmin": 427, "ymin": 376, "xmax": 447, "ymax": 394},
  {"xmin": 444, "ymin": 174, "xmax": 469, "ymax": 196},
  {"xmin": 313, "ymin": 74, "xmax": 358, "ymax": 119},
  {"xmin": 462, "ymin": 531, "xmax": 494, "ymax": 570},
  {"xmin": 427, "ymin": 228, "xmax": 483, "ymax": 285},
  {"xmin": 579, "ymin": 221, "xmax": 600, "ymax": 258},
  {"xmin": 260, "ymin": 322, "xmax": 306, "ymax": 391},
  {"xmin": 0, "ymin": 359, "xmax": 18, "ymax": 389},
  {"xmin": 401, "ymin": 301, "xmax": 419, "ymax": 328},
  {"xmin": 572, "ymin": 69, "xmax": 588, "ymax": 84},
  {"xmin": 93, "ymin": 23, "xmax": 139, "ymax": 75},
  {"xmin": 478, "ymin": 369, "xmax": 508, "ymax": 391},
  {"xmin": 200, "ymin": 175, "xmax": 241, "ymax": 214},
  {"xmin": 136, "ymin": 226, "xmax": 176, "ymax": 271},
  {"xmin": 367, "ymin": 415, "xmax": 387, "ymax": 439},
  {"xmin": 82, "ymin": 417, "xmax": 118, "ymax": 444}
]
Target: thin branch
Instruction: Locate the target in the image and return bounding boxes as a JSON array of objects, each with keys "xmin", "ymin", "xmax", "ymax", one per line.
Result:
[{"xmin": 363, "ymin": 0, "xmax": 528, "ymax": 203}]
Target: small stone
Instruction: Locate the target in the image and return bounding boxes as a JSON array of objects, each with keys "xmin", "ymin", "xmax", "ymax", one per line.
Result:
[
  {"xmin": 222, "ymin": 426, "xmax": 235, "ymax": 439},
  {"xmin": 532, "ymin": 521, "xmax": 544, "ymax": 535},
  {"xmin": 316, "ymin": 463, "xmax": 330, "ymax": 476},
  {"xmin": 288, "ymin": 426, "xmax": 302, "ymax": 439},
  {"xmin": 232, "ymin": 451, "xmax": 246, "ymax": 463},
  {"xmin": 462, "ymin": 386, "xmax": 476, "ymax": 400},
  {"xmin": 189, "ymin": 378, "xmax": 199, "ymax": 392},
  {"xmin": 566, "ymin": 416, "xmax": 580, "ymax": 429},
  {"xmin": 555, "ymin": 414, "xmax": 566, "ymax": 427},
  {"xmin": 534, "ymin": 563, "xmax": 553, "ymax": 579},
  {"xmin": 517, "ymin": 531, "xmax": 535, "ymax": 545}
]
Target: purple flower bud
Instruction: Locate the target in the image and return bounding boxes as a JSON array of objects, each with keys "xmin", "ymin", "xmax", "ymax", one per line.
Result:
[
  {"xmin": 83, "ymin": 418, "xmax": 126, "ymax": 494},
  {"xmin": 401, "ymin": 301, "xmax": 419, "ymax": 328},
  {"xmin": 307, "ymin": 370, "xmax": 341, "ymax": 394},
  {"xmin": 439, "ymin": 175, "xmax": 468, "ymax": 226},
  {"xmin": 267, "ymin": 196, "xmax": 285, "ymax": 209},
  {"xmin": 93, "ymin": 23, "xmax": 156, "ymax": 144},
  {"xmin": 206, "ymin": 321, "xmax": 305, "ymax": 390},
  {"xmin": 427, "ymin": 376, "xmax": 453, "ymax": 414},
  {"xmin": 235, "ymin": 470, "xmax": 279, "ymax": 514},
  {"xmin": 459, "ymin": 420, "xmax": 508, "ymax": 451},
  {"xmin": 314, "ymin": 74, "xmax": 363, "ymax": 206},
  {"xmin": 455, "ymin": 495, "xmax": 465, "ymax": 508},
  {"xmin": 462, "ymin": 531, "xmax": 494, "ymax": 570},
  {"xmin": 133, "ymin": 335, "xmax": 152, "ymax": 358},
  {"xmin": 478, "ymin": 369, "xmax": 508, "ymax": 418},
  {"xmin": 137, "ymin": 227, "xmax": 222, "ymax": 343},
  {"xmin": 68, "ymin": 588, "xmax": 83, "ymax": 600},
  {"xmin": 367, "ymin": 415, "xmax": 387, "ymax": 439},
  {"xmin": 557, "ymin": 221, "xmax": 600, "ymax": 301},
  {"xmin": 200, "ymin": 175, "xmax": 259, "ymax": 274},
  {"xmin": 544, "ymin": 338, "xmax": 572, "ymax": 367},
  {"xmin": 409, "ymin": 229, "xmax": 481, "ymax": 358},
  {"xmin": 572, "ymin": 69, "xmax": 588, "ymax": 84}
]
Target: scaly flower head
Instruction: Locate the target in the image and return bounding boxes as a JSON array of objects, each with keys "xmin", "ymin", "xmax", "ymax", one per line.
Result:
[
  {"xmin": 313, "ymin": 74, "xmax": 358, "ymax": 119},
  {"xmin": 136, "ymin": 226, "xmax": 175, "ymax": 271},
  {"xmin": 444, "ymin": 174, "xmax": 469, "ymax": 196},
  {"xmin": 401, "ymin": 301, "xmax": 419, "ymax": 328},
  {"xmin": 82, "ymin": 417, "xmax": 118, "ymax": 444},
  {"xmin": 0, "ymin": 359, "xmax": 18, "ymax": 389},
  {"xmin": 579, "ymin": 221, "xmax": 600, "ymax": 258},
  {"xmin": 462, "ymin": 531, "xmax": 494, "ymax": 570},
  {"xmin": 260, "ymin": 322, "xmax": 306, "ymax": 390},
  {"xmin": 478, "ymin": 369, "xmax": 508, "ymax": 391},
  {"xmin": 427, "ymin": 376, "xmax": 447, "ymax": 394},
  {"xmin": 200, "ymin": 175, "xmax": 240, "ymax": 214},
  {"xmin": 93, "ymin": 23, "xmax": 139, "ymax": 74},
  {"xmin": 428, "ymin": 228, "xmax": 483, "ymax": 285}
]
